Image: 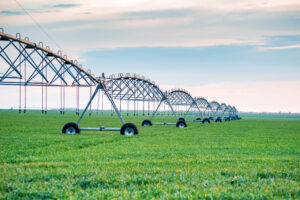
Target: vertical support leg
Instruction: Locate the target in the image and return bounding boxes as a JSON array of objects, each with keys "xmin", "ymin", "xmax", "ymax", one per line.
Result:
[
  {"xmin": 77, "ymin": 85, "xmax": 100, "ymax": 125},
  {"xmin": 89, "ymin": 85, "xmax": 92, "ymax": 116},
  {"xmin": 150, "ymin": 100, "xmax": 163, "ymax": 121},
  {"xmin": 184, "ymin": 104, "xmax": 194, "ymax": 118},
  {"xmin": 96, "ymin": 89, "xmax": 100, "ymax": 115},
  {"xmin": 165, "ymin": 98, "xmax": 178, "ymax": 119},
  {"xmin": 103, "ymin": 85, "xmax": 126, "ymax": 124}
]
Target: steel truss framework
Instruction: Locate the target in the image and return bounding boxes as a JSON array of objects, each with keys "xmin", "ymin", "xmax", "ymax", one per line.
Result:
[
  {"xmin": 105, "ymin": 74, "xmax": 165, "ymax": 102},
  {"xmin": 140, "ymin": 89, "xmax": 203, "ymax": 127},
  {"xmin": 0, "ymin": 31, "xmax": 140, "ymax": 135},
  {"xmin": 0, "ymin": 30, "xmax": 240, "ymax": 135},
  {"xmin": 194, "ymin": 97, "xmax": 211, "ymax": 118},
  {"xmin": 105, "ymin": 74, "xmax": 180, "ymax": 126},
  {"xmin": 209, "ymin": 101, "xmax": 223, "ymax": 119},
  {"xmin": 166, "ymin": 89, "xmax": 202, "ymax": 121},
  {"xmin": 0, "ymin": 32, "xmax": 97, "ymax": 87}
]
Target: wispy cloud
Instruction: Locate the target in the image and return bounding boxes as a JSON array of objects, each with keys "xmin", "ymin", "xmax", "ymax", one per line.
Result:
[
  {"xmin": 258, "ymin": 44, "xmax": 300, "ymax": 51},
  {"xmin": 53, "ymin": 4, "xmax": 80, "ymax": 8},
  {"xmin": 122, "ymin": 9, "xmax": 197, "ymax": 20},
  {"xmin": 0, "ymin": 10, "xmax": 24, "ymax": 16}
]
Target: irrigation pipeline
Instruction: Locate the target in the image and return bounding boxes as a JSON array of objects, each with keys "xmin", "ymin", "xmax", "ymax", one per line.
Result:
[{"xmin": 0, "ymin": 30, "xmax": 238, "ymax": 118}]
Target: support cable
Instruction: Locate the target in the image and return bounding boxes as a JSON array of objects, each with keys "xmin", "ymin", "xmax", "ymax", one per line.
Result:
[{"xmin": 14, "ymin": 0, "xmax": 62, "ymax": 50}]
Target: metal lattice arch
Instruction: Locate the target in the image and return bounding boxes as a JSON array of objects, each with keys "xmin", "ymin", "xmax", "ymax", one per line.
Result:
[
  {"xmin": 195, "ymin": 97, "xmax": 210, "ymax": 118},
  {"xmin": 209, "ymin": 101, "xmax": 221, "ymax": 117},
  {"xmin": 104, "ymin": 73, "xmax": 166, "ymax": 102},
  {"xmin": 0, "ymin": 29, "xmax": 241, "ymax": 135},
  {"xmin": 166, "ymin": 89, "xmax": 201, "ymax": 117}
]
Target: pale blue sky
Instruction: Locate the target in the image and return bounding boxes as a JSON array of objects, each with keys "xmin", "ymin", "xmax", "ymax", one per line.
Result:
[{"xmin": 0, "ymin": 0, "xmax": 300, "ymax": 112}]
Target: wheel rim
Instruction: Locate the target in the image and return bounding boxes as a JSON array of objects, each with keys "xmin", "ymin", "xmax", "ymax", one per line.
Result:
[
  {"xmin": 178, "ymin": 123, "xmax": 185, "ymax": 128},
  {"xmin": 124, "ymin": 127, "xmax": 135, "ymax": 136},
  {"xmin": 144, "ymin": 122, "xmax": 150, "ymax": 126},
  {"xmin": 66, "ymin": 127, "xmax": 76, "ymax": 134}
]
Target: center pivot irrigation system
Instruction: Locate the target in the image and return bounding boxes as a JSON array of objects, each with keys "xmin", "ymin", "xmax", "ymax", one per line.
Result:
[{"xmin": 0, "ymin": 30, "xmax": 241, "ymax": 136}]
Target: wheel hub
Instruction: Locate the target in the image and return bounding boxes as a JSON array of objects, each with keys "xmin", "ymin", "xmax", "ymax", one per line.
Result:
[
  {"xmin": 66, "ymin": 127, "xmax": 76, "ymax": 134},
  {"xmin": 124, "ymin": 127, "xmax": 134, "ymax": 136},
  {"xmin": 178, "ymin": 123, "xmax": 185, "ymax": 128}
]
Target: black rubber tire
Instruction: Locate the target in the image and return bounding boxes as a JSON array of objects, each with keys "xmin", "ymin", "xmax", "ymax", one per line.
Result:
[
  {"xmin": 176, "ymin": 120, "xmax": 187, "ymax": 128},
  {"xmin": 141, "ymin": 120, "xmax": 152, "ymax": 126},
  {"xmin": 202, "ymin": 118, "xmax": 210, "ymax": 124},
  {"xmin": 196, "ymin": 118, "xmax": 201, "ymax": 121},
  {"xmin": 178, "ymin": 117, "xmax": 185, "ymax": 121},
  {"xmin": 62, "ymin": 122, "xmax": 80, "ymax": 134},
  {"xmin": 215, "ymin": 117, "xmax": 222, "ymax": 123},
  {"xmin": 120, "ymin": 123, "xmax": 139, "ymax": 136}
]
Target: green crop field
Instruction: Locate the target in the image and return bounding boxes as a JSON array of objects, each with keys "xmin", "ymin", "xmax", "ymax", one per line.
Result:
[{"xmin": 0, "ymin": 110, "xmax": 299, "ymax": 199}]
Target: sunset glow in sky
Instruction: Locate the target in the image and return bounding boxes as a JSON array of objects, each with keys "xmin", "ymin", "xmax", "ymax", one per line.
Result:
[{"xmin": 0, "ymin": 0, "xmax": 300, "ymax": 112}]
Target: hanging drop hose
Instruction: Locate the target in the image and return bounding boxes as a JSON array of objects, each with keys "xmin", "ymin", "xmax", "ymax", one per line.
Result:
[
  {"xmin": 101, "ymin": 90, "xmax": 104, "ymax": 115},
  {"xmin": 18, "ymin": 38, "xmax": 22, "ymax": 114},
  {"xmin": 120, "ymin": 95, "xmax": 122, "ymax": 114},
  {"xmin": 41, "ymin": 60, "xmax": 44, "ymax": 114},
  {"xmin": 127, "ymin": 99, "xmax": 129, "ymax": 116},
  {"xmin": 40, "ymin": 42, "xmax": 44, "ymax": 114},
  {"xmin": 24, "ymin": 55, "xmax": 26, "ymax": 114},
  {"xmin": 153, "ymin": 101, "xmax": 155, "ymax": 116},
  {"xmin": 45, "ymin": 64, "xmax": 48, "ymax": 114},
  {"xmin": 89, "ymin": 85, "xmax": 92, "ymax": 116},
  {"xmin": 60, "ymin": 67, "xmax": 62, "ymax": 115},
  {"xmin": 137, "ymin": 99, "xmax": 138, "ymax": 116},
  {"xmin": 63, "ymin": 85, "xmax": 65, "ymax": 115},
  {"xmin": 143, "ymin": 98, "xmax": 145, "ymax": 116},
  {"xmin": 148, "ymin": 100, "xmax": 150, "ymax": 115},
  {"xmin": 76, "ymin": 83, "xmax": 79, "ymax": 115},
  {"xmin": 96, "ymin": 89, "xmax": 100, "ymax": 115}
]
